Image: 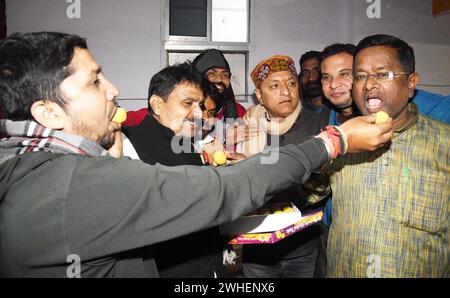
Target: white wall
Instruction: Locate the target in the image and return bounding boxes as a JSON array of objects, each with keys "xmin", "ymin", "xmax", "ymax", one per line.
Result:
[
  {"xmin": 412, "ymin": 43, "xmax": 450, "ymax": 94},
  {"xmin": 350, "ymin": 0, "xmax": 450, "ymax": 94},
  {"xmin": 250, "ymin": 0, "xmax": 354, "ymax": 69},
  {"xmin": 6, "ymin": 0, "xmax": 450, "ymax": 111},
  {"xmin": 248, "ymin": 0, "xmax": 354, "ymax": 104},
  {"xmin": 250, "ymin": 0, "xmax": 450, "ymax": 95},
  {"xmin": 6, "ymin": 0, "xmax": 163, "ymax": 107}
]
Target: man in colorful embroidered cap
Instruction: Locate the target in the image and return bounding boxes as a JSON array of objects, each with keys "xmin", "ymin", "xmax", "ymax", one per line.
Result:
[
  {"xmin": 326, "ymin": 34, "xmax": 449, "ymax": 278},
  {"xmin": 0, "ymin": 32, "xmax": 392, "ymax": 278},
  {"xmin": 238, "ymin": 55, "xmax": 330, "ymax": 278}
]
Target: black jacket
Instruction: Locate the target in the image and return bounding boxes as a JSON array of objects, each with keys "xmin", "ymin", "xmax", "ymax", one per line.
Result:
[{"xmin": 123, "ymin": 115, "xmax": 202, "ymax": 166}]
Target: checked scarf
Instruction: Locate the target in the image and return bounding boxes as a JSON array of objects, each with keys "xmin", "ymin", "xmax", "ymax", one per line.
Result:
[{"xmin": 0, "ymin": 119, "xmax": 109, "ymax": 164}]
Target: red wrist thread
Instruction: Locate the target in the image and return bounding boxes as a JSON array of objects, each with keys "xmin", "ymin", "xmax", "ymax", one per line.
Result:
[{"xmin": 318, "ymin": 126, "xmax": 342, "ymax": 159}]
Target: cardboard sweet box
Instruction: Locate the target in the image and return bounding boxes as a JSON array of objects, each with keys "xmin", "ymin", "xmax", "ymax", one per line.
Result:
[{"xmin": 220, "ymin": 202, "xmax": 324, "ymax": 244}]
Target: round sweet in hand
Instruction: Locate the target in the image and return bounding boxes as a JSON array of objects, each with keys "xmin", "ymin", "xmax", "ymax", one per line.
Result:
[
  {"xmin": 213, "ymin": 151, "xmax": 227, "ymax": 166},
  {"xmin": 375, "ymin": 111, "xmax": 390, "ymax": 124},
  {"xmin": 112, "ymin": 107, "xmax": 127, "ymax": 124}
]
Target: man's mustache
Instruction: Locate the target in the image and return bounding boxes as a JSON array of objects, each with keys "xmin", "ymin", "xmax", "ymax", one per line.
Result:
[
  {"xmin": 303, "ymin": 80, "xmax": 323, "ymax": 98},
  {"xmin": 305, "ymin": 80, "xmax": 321, "ymax": 89}
]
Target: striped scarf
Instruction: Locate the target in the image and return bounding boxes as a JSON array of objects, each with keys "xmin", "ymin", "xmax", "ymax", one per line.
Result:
[{"xmin": 0, "ymin": 120, "xmax": 109, "ymax": 164}]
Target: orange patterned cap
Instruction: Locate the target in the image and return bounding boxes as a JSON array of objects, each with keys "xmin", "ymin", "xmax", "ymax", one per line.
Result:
[{"xmin": 250, "ymin": 55, "xmax": 297, "ymax": 88}]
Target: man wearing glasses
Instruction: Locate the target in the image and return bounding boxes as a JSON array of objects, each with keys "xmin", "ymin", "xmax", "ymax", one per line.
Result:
[
  {"xmin": 325, "ymin": 34, "xmax": 449, "ymax": 277},
  {"xmin": 319, "ymin": 41, "xmax": 450, "ymax": 227},
  {"xmin": 320, "ymin": 43, "xmax": 449, "ymax": 126}
]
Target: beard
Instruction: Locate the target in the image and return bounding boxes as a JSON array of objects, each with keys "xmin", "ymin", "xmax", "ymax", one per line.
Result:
[
  {"xmin": 73, "ymin": 120, "xmax": 116, "ymax": 149},
  {"xmin": 218, "ymin": 86, "xmax": 239, "ymax": 120},
  {"xmin": 303, "ymin": 81, "xmax": 323, "ymax": 99},
  {"xmin": 216, "ymin": 85, "xmax": 229, "ymax": 107},
  {"xmin": 214, "ymin": 82, "xmax": 227, "ymax": 94},
  {"xmin": 98, "ymin": 130, "xmax": 116, "ymax": 150},
  {"xmin": 68, "ymin": 110, "xmax": 117, "ymax": 150}
]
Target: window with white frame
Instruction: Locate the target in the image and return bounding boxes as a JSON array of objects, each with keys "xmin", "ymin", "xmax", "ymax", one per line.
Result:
[
  {"xmin": 165, "ymin": 0, "xmax": 250, "ymax": 101},
  {"xmin": 211, "ymin": 0, "xmax": 248, "ymax": 42}
]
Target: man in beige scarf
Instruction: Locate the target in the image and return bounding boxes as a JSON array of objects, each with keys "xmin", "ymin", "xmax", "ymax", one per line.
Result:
[
  {"xmin": 238, "ymin": 55, "xmax": 330, "ymax": 278},
  {"xmin": 239, "ymin": 55, "xmax": 329, "ymax": 159}
]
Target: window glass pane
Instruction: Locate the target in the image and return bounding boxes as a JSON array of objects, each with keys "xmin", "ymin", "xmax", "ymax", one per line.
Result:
[
  {"xmin": 212, "ymin": 0, "xmax": 248, "ymax": 42},
  {"xmin": 170, "ymin": 0, "xmax": 207, "ymax": 37},
  {"xmin": 224, "ymin": 53, "xmax": 246, "ymax": 96}
]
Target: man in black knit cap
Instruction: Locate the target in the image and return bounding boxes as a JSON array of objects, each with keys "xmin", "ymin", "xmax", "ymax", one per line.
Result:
[{"xmin": 193, "ymin": 49, "xmax": 246, "ymax": 121}]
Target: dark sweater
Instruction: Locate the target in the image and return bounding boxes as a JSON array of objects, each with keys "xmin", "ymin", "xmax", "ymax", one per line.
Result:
[
  {"xmin": 123, "ymin": 114, "xmax": 203, "ymax": 167},
  {"xmin": 0, "ymin": 137, "xmax": 327, "ymax": 277}
]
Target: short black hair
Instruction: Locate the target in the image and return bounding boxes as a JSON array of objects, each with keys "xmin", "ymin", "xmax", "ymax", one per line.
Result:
[
  {"xmin": 0, "ymin": 32, "xmax": 87, "ymax": 120},
  {"xmin": 320, "ymin": 43, "xmax": 356, "ymax": 63},
  {"xmin": 355, "ymin": 34, "xmax": 415, "ymax": 73},
  {"xmin": 299, "ymin": 51, "xmax": 320, "ymax": 68},
  {"xmin": 148, "ymin": 62, "xmax": 202, "ymax": 102}
]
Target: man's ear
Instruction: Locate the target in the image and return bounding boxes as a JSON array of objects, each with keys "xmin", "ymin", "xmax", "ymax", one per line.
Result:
[
  {"xmin": 407, "ymin": 73, "xmax": 420, "ymax": 98},
  {"xmin": 255, "ymin": 89, "xmax": 264, "ymax": 106},
  {"xmin": 149, "ymin": 95, "xmax": 164, "ymax": 116},
  {"xmin": 30, "ymin": 100, "xmax": 67, "ymax": 130}
]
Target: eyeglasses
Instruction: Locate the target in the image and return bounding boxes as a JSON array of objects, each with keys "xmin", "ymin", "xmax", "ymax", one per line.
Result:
[{"xmin": 354, "ymin": 71, "xmax": 410, "ymax": 83}]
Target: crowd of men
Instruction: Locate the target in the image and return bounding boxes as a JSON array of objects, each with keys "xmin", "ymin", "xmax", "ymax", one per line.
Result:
[{"xmin": 0, "ymin": 31, "xmax": 448, "ymax": 278}]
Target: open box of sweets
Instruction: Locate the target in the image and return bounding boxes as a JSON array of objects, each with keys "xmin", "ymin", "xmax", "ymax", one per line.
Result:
[{"xmin": 220, "ymin": 202, "xmax": 324, "ymax": 244}]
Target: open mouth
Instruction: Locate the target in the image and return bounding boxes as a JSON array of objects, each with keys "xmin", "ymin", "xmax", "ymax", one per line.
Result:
[
  {"xmin": 365, "ymin": 97, "xmax": 384, "ymax": 113},
  {"xmin": 215, "ymin": 84, "xmax": 225, "ymax": 92}
]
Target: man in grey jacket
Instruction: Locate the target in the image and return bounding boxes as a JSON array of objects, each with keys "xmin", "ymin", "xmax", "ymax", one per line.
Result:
[{"xmin": 0, "ymin": 32, "xmax": 392, "ymax": 277}]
